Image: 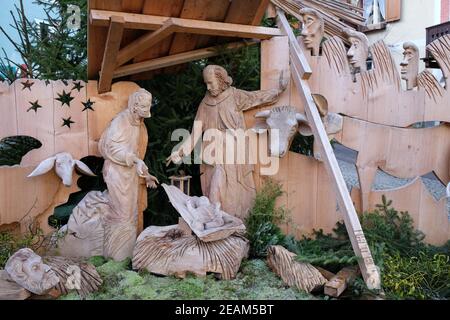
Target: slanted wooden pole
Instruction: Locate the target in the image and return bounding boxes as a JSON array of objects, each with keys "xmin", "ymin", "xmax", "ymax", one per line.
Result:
[
  {"xmin": 116, "ymin": 20, "xmax": 177, "ymax": 67},
  {"xmin": 98, "ymin": 16, "xmax": 124, "ymax": 94},
  {"xmin": 113, "ymin": 40, "xmax": 259, "ymax": 79},
  {"xmin": 275, "ymin": 9, "xmax": 381, "ymax": 290}
]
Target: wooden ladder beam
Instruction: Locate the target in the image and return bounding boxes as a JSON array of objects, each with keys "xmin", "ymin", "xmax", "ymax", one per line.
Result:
[
  {"xmin": 276, "ymin": 10, "xmax": 312, "ymax": 80},
  {"xmin": 275, "ymin": 9, "xmax": 381, "ymax": 290},
  {"xmin": 98, "ymin": 16, "xmax": 125, "ymax": 94},
  {"xmin": 90, "ymin": 9, "xmax": 282, "ymax": 39}
]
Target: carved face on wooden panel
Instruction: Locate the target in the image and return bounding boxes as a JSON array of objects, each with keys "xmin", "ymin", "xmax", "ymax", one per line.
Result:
[
  {"xmin": 5, "ymin": 248, "xmax": 59, "ymax": 295},
  {"xmin": 400, "ymin": 42, "xmax": 419, "ymax": 90},
  {"xmin": 299, "ymin": 8, "xmax": 324, "ymax": 56},
  {"xmin": 343, "ymin": 28, "xmax": 369, "ymax": 71}
]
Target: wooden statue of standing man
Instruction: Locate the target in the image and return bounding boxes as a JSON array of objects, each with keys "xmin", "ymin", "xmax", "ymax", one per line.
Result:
[{"xmin": 167, "ymin": 65, "xmax": 287, "ymax": 220}]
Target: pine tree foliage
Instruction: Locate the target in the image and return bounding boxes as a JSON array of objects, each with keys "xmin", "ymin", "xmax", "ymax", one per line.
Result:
[{"xmin": 0, "ymin": 0, "xmax": 87, "ymax": 82}]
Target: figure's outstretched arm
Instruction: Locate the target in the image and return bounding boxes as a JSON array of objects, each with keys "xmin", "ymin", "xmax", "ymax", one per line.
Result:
[
  {"xmin": 166, "ymin": 120, "xmax": 203, "ymax": 166},
  {"xmin": 237, "ymin": 71, "xmax": 289, "ymax": 111}
]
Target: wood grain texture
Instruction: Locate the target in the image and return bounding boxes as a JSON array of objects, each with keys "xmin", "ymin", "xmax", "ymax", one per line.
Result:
[
  {"xmin": 307, "ymin": 36, "xmax": 450, "ymax": 127},
  {"xmin": 351, "ymin": 178, "xmax": 450, "ymax": 246},
  {"xmin": 98, "ymin": 16, "xmax": 125, "ymax": 93}
]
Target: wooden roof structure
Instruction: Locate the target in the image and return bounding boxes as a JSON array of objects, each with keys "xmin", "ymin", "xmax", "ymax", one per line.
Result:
[{"xmin": 88, "ymin": 0, "xmax": 277, "ymax": 93}]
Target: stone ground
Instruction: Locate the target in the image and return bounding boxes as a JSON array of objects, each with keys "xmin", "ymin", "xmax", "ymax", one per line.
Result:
[{"xmin": 333, "ymin": 143, "xmax": 450, "ymax": 219}]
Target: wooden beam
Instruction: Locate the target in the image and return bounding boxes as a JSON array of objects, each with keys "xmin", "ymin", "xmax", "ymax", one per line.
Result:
[
  {"xmin": 98, "ymin": 16, "xmax": 124, "ymax": 94},
  {"xmin": 116, "ymin": 20, "xmax": 177, "ymax": 67},
  {"xmin": 90, "ymin": 9, "xmax": 283, "ymax": 39},
  {"xmin": 251, "ymin": 0, "xmax": 271, "ymax": 25},
  {"xmin": 113, "ymin": 41, "xmax": 258, "ymax": 78},
  {"xmin": 290, "ymin": 60, "xmax": 381, "ymax": 290},
  {"xmin": 276, "ymin": 10, "xmax": 312, "ymax": 80},
  {"xmin": 324, "ymin": 266, "xmax": 359, "ymax": 297}
]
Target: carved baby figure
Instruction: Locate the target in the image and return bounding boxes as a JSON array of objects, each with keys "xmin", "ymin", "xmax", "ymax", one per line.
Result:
[
  {"xmin": 5, "ymin": 248, "xmax": 60, "ymax": 295},
  {"xmin": 186, "ymin": 196, "xmax": 225, "ymax": 231}
]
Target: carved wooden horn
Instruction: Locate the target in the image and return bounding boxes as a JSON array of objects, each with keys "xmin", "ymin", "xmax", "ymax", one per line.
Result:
[
  {"xmin": 311, "ymin": 94, "xmax": 328, "ymax": 116},
  {"xmin": 254, "ymin": 110, "xmax": 271, "ymax": 118}
]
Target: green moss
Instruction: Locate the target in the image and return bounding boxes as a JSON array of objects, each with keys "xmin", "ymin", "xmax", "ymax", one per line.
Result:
[
  {"xmin": 88, "ymin": 256, "xmax": 107, "ymax": 267},
  {"xmin": 96, "ymin": 258, "xmax": 131, "ymax": 278},
  {"xmin": 60, "ymin": 258, "xmax": 313, "ymax": 300}
]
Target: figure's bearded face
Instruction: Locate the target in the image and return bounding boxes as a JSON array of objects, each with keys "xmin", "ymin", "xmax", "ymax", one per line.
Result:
[
  {"xmin": 135, "ymin": 103, "xmax": 151, "ymax": 118},
  {"xmin": 204, "ymin": 71, "xmax": 222, "ymax": 97},
  {"xmin": 6, "ymin": 250, "xmax": 60, "ymax": 295}
]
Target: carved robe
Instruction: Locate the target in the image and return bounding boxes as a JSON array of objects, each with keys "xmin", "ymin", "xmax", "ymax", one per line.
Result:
[
  {"xmin": 98, "ymin": 109, "xmax": 145, "ymax": 224},
  {"xmin": 195, "ymin": 86, "xmax": 280, "ymax": 219}
]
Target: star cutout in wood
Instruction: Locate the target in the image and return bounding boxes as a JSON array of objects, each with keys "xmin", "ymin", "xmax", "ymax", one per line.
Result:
[
  {"xmin": 62, "ymin": 79, "xmax": 69, "ymax": 86},
  {"xmin": 27, "ymin": 100, "xmax": 43, "ymax": 113},
  {"xmin": 44, "ymin": 79, "xmax": 51, "ymax": 86},
  {"xmin": 56, "ymin": 90, "xmax": 74, "ymax": 107},
  {"xmin": 82, "ymin": 99, "xmax": 95, "ymax": 112},
  {"xmin": 62, "ymin": 117, "xmax": 75, "ymax": 128},
  {"xmin": 72, "ymin": 81, "xmax": 84, "ymax": 92},
  {"xmin": 21, "ymin": 80, "xmax": 34, "ymax": 91}
]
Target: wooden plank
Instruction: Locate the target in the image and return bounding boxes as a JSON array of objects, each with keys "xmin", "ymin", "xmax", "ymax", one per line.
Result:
[
  {"xmin": 88, "ymin": 0, "xmax": 122, "ymax": 79},
  {"xmin": 225, "ymin": 0, "xmax": 269, "ymax": 25},
  {"xmin": 98, "ymin": 16, "xmax": 125, "ymax": 94},
  {"xmin": 53, "ymin": 80, "xmax": 89, "ymax": 161},
  {"xmin": 165, "ymin": 0, "xmax": 211, "ymax": 74},
  {"xmin": 131, "ymin": 0, "xmax": 184, "ymax": 79},
  {"xmin": 0, "ymin": 165, "xmax": 79, "ymax": 234},
  {"xmin": 324, "ymin": 266, "xmax": 359, "ymax": 298},
  {"xmin": 252, "ymin": 36, "xmax": 291, "ymax": 233},
  {"xmin": 351, "ymin": 178, "xmax": 450, "ymax": 246},
  {"xmin": 276, "ymin": 10, "xmax": 312, "ymax": 80},
  {"xmin": 113, "ymin": 41, "xmax": 259, "ymax": 78},
  {"xmin": 90, "ymin": 10, "xmax": 283, "ymax": 38},
  {"xmin": 290, "ymin": 47, "xmax": 381, "ymax": 290},
  {"xmin": 0, "ymin": 81, "xmax": 18, "ymax": 138},
  {"xmin": 385, "ymin": 0, "xmax": 401, "ymax": 22},
  {"xmin": 116, "ymin": 20, "xmax": 177, "ymax": 67},
  {"xmin": 14, "ymin": 79, "xmax": 55, "ymax": 166}
]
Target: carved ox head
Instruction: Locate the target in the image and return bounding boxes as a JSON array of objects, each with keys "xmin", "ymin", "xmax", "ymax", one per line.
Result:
[
  {"xmin": 252, "ymin": 94, "xmax": 343, "ymax": 158},
  {"xmin": 28, "ymin": 152, "xmax": 95, "ymax": 187}
]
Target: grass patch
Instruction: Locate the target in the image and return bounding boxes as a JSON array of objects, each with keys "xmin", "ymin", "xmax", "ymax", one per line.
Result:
[{"xmin": 59, "ymin": 259, "xmax": 313, "ymax": 300}]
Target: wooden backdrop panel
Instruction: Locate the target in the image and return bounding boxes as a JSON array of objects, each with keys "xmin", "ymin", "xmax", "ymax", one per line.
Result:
[
  {"xmin": 53, "ymin": 80, "xmax": 89, "ymax": 160},
  {"xmin": 15, "ymin": 79, "xmax": 55, "ymax": 166},
  {"xmin": 251, "ymin": 36, "xmax": 450, "ymax": 245},
  {"xmin": 308, "ymin": 36, "xmax": 450, "ymax": 128},
  {"xmin": 0, "ymin": 81, "xmax": 18, "ymax": 138},
  {"xmin": 0, "ymin": 80, "xmax": 147, "ymax": 235},
  {"xmin": 351, "ymin": 179, "xmax": 450, "ymax": 246}
]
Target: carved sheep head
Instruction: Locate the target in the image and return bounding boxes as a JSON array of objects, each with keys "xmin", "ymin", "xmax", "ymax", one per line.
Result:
[
  {"xmin": 27, "ymin": 152, "xmax": 95, "ymax": 187},
  {"xmin": 252, "ymin": 94, "xmax": 343, "ymax": 158}
]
